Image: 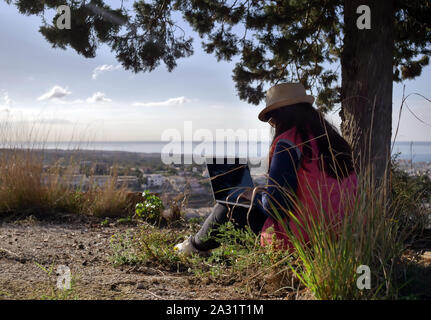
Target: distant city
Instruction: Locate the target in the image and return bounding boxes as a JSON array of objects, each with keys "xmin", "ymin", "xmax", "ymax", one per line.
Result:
[
  {"xmin": 3, "ymin": 143, "xmax": 431, "ymax": 209},
  {"xmin": 393, "ymin": 159, "xmax": 431, "ymax": 177},
  {"xmin": 30, "ymin": 149, "xmax": 268, "ymax": 208},
  {"xmin": 0, "ymin": 142, "xmax": 431, "ymax": 208}
]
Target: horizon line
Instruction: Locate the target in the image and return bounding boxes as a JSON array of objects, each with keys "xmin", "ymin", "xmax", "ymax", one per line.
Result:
[{"xmin": 4, "ymin": 140, "xmax": 431, "ymax": 144}]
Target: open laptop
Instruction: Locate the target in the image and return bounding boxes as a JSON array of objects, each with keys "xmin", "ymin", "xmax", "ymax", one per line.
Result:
[{"xmin": 205, "ymin": 157, "xmax": 254, "ymax": 208}]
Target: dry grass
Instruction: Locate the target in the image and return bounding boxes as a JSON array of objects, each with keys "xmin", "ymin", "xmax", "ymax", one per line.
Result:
[
  {"xmin": 0, "ymin": 119, "xmax": 132, "ymax": 217},
  {"xmin": 0, "ymin": 148, "xmax": 132, "ymax": 217},
  {"xmin": 83, "ymin": 173, "xmax": 131, "ymax": 217}
]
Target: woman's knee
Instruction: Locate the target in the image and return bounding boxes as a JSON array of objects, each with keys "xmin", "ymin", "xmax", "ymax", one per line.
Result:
[{"xmin": 210, "ymin": 202, "xmax": 231, "ymax": 223}]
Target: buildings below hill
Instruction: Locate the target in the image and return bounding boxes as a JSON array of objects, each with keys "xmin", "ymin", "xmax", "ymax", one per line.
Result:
[
  {"xmin": 394, "ymin": 159, "xmax": 431, "ymax": 177},
  {"xmin": 37, "ymin": 150, "xmax": 431, "ymax": 209},
  {"xmin": 39, "ymin": 155, "xmax": 270, "ymax": 208}
]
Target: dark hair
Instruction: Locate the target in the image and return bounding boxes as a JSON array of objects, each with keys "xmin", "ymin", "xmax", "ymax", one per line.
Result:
[{"xmin": 267, "ymin": 103, "xmax": 354, "ymax": 179}]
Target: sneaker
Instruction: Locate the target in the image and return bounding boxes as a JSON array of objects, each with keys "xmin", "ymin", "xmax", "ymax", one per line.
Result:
[{"xmin": 174, "ymin": 236, "xmax": 210, "ymax": 256}]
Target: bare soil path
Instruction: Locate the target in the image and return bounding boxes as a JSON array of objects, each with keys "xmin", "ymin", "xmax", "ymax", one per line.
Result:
[{"xmin": 0, "ymin": 212, "xmax": 250, "ymax": 300}]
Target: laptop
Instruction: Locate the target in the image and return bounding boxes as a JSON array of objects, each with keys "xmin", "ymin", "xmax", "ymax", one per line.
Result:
[{"xmin": 205, "ymin": 157, "xmax": 255, "ymax": 208}]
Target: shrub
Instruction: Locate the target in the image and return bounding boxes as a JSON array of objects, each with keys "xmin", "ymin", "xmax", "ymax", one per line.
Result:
[
  {"xmin": 109, "ymin": 223, "xmax": 192, "ymax": 271},
  {"xmin": 135, "ymin": 190, "xmax": 164, "ymax": 223},
  {"xmin": 390, "ymin": 158, "xmax": 431, "ymax": 235}
]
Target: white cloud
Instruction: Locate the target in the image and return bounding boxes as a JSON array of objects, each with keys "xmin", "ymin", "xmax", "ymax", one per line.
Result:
[
  {"xmin": 132, "ymin": 96, "xmax": 191, "ymax": 107},
  {"xmin": 92, "ymin": 64, "xmax": 121, "ymax": 80},
  {"xmin": 86, "ymin": 92, "xmax": 112, "ymax": 103},
  {"xmin": 37, "ymin": 86, "xmax": 71, "ymax": 101},
  {"xmin": 1, "ymin": 91, "xmax": 14, "ymax": 108},
  {"xmin": 55, "ymin": 99, "xmax": 85, "ymax": 105}
]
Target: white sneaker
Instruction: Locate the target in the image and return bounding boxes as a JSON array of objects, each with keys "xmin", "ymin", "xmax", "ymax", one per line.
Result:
[{"xmin": 174, "ymin": 236, "xmax": 210, "ymax": 256}]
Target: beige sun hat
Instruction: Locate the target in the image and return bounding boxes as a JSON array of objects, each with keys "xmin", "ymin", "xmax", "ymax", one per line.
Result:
[{"xmin": 258, "ymin": 83, "xmax": 315, "ymax": 122}]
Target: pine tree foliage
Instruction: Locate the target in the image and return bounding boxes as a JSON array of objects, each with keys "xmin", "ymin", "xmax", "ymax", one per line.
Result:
[{"xmin": 5, "ymin": 0, "xmax": 431, "ymax": 112}]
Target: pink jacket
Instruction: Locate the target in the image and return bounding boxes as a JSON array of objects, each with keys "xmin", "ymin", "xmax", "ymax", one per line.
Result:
[{"xmin": 260, "ymin": 128, "xmax": 358, "ymax": 250}]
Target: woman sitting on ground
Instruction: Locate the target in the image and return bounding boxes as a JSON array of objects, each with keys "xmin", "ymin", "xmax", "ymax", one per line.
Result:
[{"xmin": 175, "ymin": 83, "xmax": 358, "ymax": 254}]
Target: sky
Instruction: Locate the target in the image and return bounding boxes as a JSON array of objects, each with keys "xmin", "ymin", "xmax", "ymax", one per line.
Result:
[{"xmin": 0, "ymin": 2, "xmax": 430, "ymax": 143}]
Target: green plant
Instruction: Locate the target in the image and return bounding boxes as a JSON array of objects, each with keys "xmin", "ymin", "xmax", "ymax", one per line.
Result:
[
  {"xmin": 0, "ymin": 290, "xmax": 11, "ymax": 297},
  {"xmin": 109, "ymin": 223, "xmax": 191, "ymax": 271},
  {"xmin": 116, "ymin": 216, "xmax": 133, "ymax": 224},
  {"xmin": 390, "ymin": 156, "xmax": 431, "ymax": 236},
  {"xmin": 187, "ymin": 216, "xmax": 205, "ymax": 224},
  {"xmin": 135, "ymin": 190, "xmax": 164, "ymax": 223},
  {"xmin": 187, "ymin": 222, "xmax": 297, "ymax": 297},
  {"xmin": 109, "ymin": 230, "xmax": 141, "ymax": 265}
]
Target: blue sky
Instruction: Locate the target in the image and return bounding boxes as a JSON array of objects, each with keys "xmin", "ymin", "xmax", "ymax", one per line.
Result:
[{"xmin": 0, "ymin": 2, "xmax": 430, "ymax": 142}]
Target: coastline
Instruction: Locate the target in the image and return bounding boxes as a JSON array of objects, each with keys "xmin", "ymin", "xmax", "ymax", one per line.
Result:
[{"xmin": 2, "ymin": 139, "xmax": 431, "ymax": 162}]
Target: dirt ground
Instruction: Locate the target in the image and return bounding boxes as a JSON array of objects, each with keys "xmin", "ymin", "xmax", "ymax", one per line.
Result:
[
  {"xmin": 1, "ymin": 212, "xmax": 430, "ymax": 300},
  {"xmin": 0, "ymin": 212, "xmax": 291, "ymax": 300}
]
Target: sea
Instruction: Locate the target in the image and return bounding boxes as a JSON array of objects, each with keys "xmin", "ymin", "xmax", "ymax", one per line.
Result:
[{"xmin": 14, "ymin": 140, "xmax": 431, "ymax": 163}]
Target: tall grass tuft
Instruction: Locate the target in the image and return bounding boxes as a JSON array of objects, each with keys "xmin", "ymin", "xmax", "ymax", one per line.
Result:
[
  {"xmin": 83, "ymin": 170, "xmax": 130, "ymax": 217},
  {"xmin": 0, "ymin": 149, "xmax": 47, "ymax": 213},
  {"xmin": 262, "ymin": 155, "xmax": 427, "ymax": 299}
]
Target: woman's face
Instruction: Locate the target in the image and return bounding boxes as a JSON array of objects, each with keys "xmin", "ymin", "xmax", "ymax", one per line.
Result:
[{"xmin": 268, "ymin": 116, "xmax": 276, "ymax": 141}]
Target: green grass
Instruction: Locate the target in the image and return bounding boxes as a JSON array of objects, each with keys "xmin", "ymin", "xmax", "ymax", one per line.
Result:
[
  {"xmin": 0, "ymin": 290, "xmax": 11, "ymax": 297},
  {"xmin": 109, "ymin": 220, "xmax": 300, "ymax": 297},
  {"xmin": 109, "ymin": 223, "xmax": 194, "ymax": 270}
]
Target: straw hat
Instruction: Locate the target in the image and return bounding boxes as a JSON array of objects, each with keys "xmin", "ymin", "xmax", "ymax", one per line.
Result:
[{"xmin": 258, "ymin": 83, "xmax": 315, "ymax": 122}]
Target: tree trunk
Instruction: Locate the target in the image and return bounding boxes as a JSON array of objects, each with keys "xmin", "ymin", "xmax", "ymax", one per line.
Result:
[{"xmin": 340, "ymin": 0, "xmax": 395, "ymax": 186}]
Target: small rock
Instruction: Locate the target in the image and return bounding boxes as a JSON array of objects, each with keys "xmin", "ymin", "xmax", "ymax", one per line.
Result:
[{"xmin": 136, "ymin": 282, "xmax": 146, "ymax": 290}]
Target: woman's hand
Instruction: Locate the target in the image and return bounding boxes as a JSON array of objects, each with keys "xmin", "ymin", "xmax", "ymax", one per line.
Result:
[
  {"xmin": 238, "ymin": 187, "xmax": 265, "ymax": 201},
  {"xmin": 239, "ymin": 189, "xmax": 253, "ymax": 201}
]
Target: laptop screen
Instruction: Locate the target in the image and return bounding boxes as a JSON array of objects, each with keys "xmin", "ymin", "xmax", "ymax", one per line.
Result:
[{"xmin": 206, "ymin": 158, "xmax": 254, "ymax": 203}]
